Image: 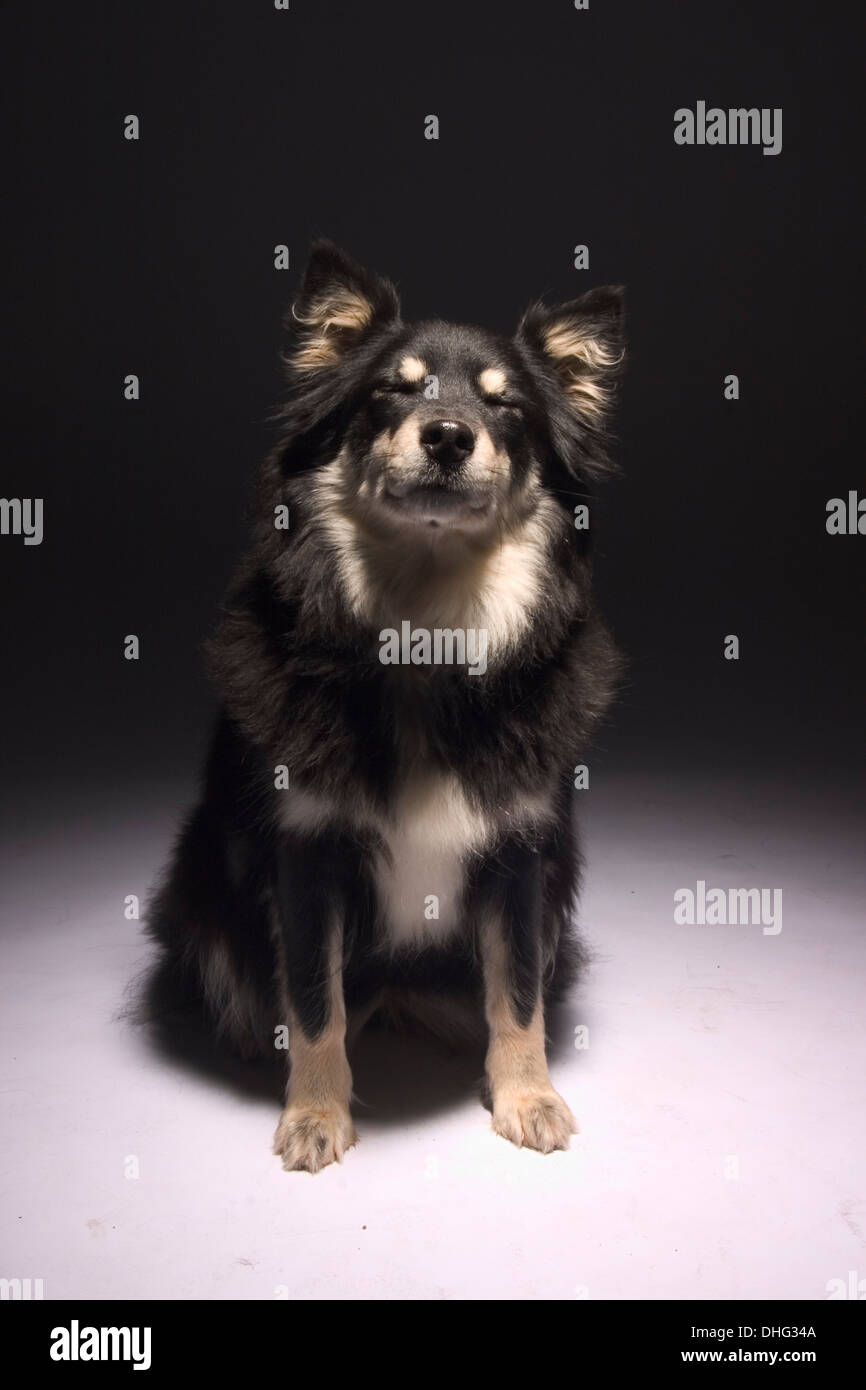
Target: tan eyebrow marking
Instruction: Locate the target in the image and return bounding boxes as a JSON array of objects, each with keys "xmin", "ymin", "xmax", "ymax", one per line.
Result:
[
  {"xmin": 479, "ymin": 366, "xmax": 508, "ymax": 397},
  {"xmin": 398, "ymin": 355, "xmax": 427, "ymax": 383}
]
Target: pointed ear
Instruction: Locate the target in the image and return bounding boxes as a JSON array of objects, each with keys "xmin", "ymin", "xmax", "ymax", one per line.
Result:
[
  {"xmin": 517, "ymin": 286, "xmax": 625, "ymax": 427},
  {"xmin": 287, "ymin": 241, "xmax": 401, "ymax": 375}
]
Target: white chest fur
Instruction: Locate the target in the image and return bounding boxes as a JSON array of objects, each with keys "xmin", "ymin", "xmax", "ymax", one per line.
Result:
[
  {"xmin": 279, "ymin": 768, "xmax": 555, "ymax": 950},
  {"xmin": 375, "ymin": 767, "xmax": 492, "ymax": 949},
  {"xmin": 277, "ymin": 770, "xmax": 489, "ymax": 947}
]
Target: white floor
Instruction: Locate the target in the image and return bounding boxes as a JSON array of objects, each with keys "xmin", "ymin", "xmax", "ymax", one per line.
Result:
[{"xmin": 1, "ymin": 765, "xmax": 864, "ymax": 1301}]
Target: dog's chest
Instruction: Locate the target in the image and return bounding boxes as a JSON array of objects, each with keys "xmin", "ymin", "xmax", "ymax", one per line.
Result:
[
  {"xmin": 376, "ymin": 766, "xmax": 490, "ymax": 948},
  {"xmin": 279, "ymin": 761, "xmax": 555, "ymax": 948}
]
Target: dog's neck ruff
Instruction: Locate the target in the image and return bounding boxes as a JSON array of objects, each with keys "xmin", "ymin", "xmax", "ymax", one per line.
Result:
[{"xmin": 309, "ymin": 458, "xmax": 558, "ymax": 664}]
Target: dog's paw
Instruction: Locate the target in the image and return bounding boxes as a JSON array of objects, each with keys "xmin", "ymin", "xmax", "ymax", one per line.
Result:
[
  {"xmin": 492, "ymin": 1088, "xmax": 578, "ymax": 1153},
  {"xmin": 273, "ymin": 1105, "xmax": 357, "ymax": 1173}
]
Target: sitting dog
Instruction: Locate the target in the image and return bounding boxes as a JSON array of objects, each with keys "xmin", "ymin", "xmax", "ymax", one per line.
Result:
[{"xmin": 146, "ymin": 242, "xmax": 625, "ymax": 1172}]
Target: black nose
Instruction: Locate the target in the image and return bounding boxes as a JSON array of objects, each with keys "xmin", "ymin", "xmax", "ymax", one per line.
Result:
[{"xmin": 420, "ymin": 418, "xmax": 476, "ymax": 470}]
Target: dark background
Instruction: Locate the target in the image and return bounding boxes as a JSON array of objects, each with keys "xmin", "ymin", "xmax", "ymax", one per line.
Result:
[{"xmin": 1, "ymin": 0, "xmax": 862, "ymax": 812}]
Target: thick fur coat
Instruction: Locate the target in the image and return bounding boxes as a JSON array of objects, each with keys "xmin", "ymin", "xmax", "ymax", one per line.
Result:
[{"xmin": 146, "ymin": 243, "xmax": 625, "ymax": 1171}]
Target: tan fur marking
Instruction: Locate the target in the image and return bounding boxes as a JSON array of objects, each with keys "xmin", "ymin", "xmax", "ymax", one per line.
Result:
[
  {"xmin": 480, "ymin": 919, "xmax": 577, "ymax": 1153},
  {"xmin": 273, "ymin": 928, "xmax": 357, "ymax": 1172},
  {"xmin": 290, "ymin": 289, "xmax": 374, "ymax": 373},
  {"xmin": 541, "ymin": 322, "xmax": 624, "ymax": 421},
  {"xmin": 479, "ymin": 366, "xmax": 508, "ymax": 397},
  {"xmin": 542, "ymin": 322, "xmax": 622, "ymax": 369},
  {"xmin": 398, "ymin": 355, "xmax": 427, "ymax": 383}
]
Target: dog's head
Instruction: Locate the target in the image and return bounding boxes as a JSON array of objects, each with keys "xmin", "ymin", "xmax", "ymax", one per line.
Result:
[{"xmin": 279, "ymin": 242, "xmax": 625, "ymax": 540}]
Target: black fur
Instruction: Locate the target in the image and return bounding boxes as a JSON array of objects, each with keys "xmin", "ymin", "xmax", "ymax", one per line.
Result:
[{"xmin": 144, "ymin": 242, "xmax": 625, "ymax": 1160}]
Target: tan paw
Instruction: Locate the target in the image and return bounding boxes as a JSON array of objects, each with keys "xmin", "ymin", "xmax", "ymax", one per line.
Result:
[
  {"xmin": 273, "ymin": 1104, "xmax": 357, "ymax": 1173},
  {"xmin": 492, "ymin": 1088, "xmax": 578, "ymax": 1153}
]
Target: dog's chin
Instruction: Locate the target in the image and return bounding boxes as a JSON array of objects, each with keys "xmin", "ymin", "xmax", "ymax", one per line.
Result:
[{"xmin": 381, "ymin": 481, "xmax": 495, "ymax": 530}]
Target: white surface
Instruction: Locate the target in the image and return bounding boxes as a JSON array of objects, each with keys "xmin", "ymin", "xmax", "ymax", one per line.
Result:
[{"xmin": 1, "ymin": 767, "xmax": 864, "ymax": 1301}]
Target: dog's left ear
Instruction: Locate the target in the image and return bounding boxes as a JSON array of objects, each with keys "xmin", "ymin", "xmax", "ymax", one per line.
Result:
[
  {"xmin": 287, "ymin": 241, "xmax": 401, "ymax": 375},
  {"xmin": 517, "ymin": 286, "xmax": 625, "ymax": 428}
]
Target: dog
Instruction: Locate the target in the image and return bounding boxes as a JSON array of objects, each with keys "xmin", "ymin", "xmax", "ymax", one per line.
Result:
[{"xmin": 146, "ymin": 242, "xmax": 625, "ymax": 1172}]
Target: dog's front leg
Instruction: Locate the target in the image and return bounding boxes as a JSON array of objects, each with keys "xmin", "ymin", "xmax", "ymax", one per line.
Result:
[
  {"xmin": 478, "ymin": 842, "xmax": 577, "ymax": 1153},
  {"xmin": 272, "ymin": 837, "xmax": 357, "ymax": 1173}
]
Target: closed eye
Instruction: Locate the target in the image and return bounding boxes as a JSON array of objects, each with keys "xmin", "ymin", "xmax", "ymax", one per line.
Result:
[{"xmin": 372, "ymin": 380, "xmax": 419, "ymax": 396}]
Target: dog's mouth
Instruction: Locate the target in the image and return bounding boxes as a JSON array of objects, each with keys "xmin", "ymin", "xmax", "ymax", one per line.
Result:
[{"xmin": 383, "ymin": 478, "xmax": 492, "ymax": 525}]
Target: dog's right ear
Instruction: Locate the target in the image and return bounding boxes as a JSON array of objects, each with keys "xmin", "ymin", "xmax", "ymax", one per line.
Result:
[
  {"xmin": 287, "ymin": 241, "xmax": 401, "ymax": 375},
  {"xmin": 516, "ymin": 287, "xmax": 625, "ymax": 430}
]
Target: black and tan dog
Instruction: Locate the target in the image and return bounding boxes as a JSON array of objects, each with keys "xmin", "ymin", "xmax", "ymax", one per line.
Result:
[{"xmin": 147, "ymin": 242, "xmax": 625, "ymax": 1172}]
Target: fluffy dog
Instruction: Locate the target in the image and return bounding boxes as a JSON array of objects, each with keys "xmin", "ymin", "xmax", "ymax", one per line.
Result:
[{"xmin": 146, "ymin": 242, "xmax": 625, "ymax": 1172}]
